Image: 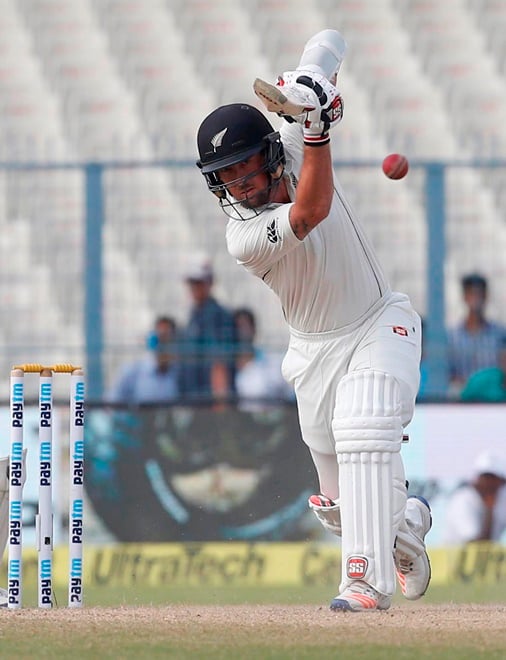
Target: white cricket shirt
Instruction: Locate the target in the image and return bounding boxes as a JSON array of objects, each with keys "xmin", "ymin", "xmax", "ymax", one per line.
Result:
[{"xmin": 226, "ymin": 122, "xmax": 390, "ymax": 334}]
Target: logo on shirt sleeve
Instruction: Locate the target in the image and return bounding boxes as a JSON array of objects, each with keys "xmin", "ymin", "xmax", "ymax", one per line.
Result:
[{"xmin": 267, "ymin": 218, "xmax": 281, "ymax": 244}]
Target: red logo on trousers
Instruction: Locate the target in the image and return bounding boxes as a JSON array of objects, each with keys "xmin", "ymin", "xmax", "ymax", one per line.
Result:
[{"xmin": 392, "ymin": 325, "xmax": 408, "ymax": 336}]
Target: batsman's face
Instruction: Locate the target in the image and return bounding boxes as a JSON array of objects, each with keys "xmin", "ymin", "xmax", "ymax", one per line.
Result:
[{"xmin": 218, "ymin": 153, "xmax": 272, "ymax": 209}]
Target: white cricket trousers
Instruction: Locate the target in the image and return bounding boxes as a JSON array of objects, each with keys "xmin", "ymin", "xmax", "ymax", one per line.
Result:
[{"xmin": 281, "ymin": 291, "xmax": 422, "ymax": 457}]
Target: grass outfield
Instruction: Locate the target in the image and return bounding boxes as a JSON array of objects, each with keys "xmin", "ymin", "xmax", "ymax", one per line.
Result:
[
  {"xmin": 15, "ymin": 579, "xmax": 506, "ymax": 607},
  {"xmin": 1, "ymin": 582, "xmax": 505, "ymax": 659}
]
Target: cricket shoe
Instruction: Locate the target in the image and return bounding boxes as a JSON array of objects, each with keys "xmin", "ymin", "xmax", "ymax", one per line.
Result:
[
  {"xmin": 0, "ymin": 587, "xmax": 7, "ymax": 608},
  {"xmin": 395, "ymin": 495, "xmax": 432, "ymax": 600},
  {"xmin": 330, "ymin": 581, "xmax": 391, "ymax": 612}
]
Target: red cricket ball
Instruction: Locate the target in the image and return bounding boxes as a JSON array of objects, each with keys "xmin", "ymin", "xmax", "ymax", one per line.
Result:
[{"xmin": 382, "ymin": 153, "xmax": 409, "ymax": 180}]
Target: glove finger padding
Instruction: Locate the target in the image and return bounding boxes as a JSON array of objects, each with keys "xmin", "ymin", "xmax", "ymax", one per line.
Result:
[
  {"xmin": 277, "ymin": 70, "xmax": 343, "ymax": 145},
  {"xmin": 295, "ymin": 73, "xmax": 343, "ymax": 145},
  {"xmin": 274, "ymin": 74, "xmax": 319, "ymax": 125}
]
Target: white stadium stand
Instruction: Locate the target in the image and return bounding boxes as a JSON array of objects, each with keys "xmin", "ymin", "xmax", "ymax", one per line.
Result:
[{"xmin": 0, "ymin": 0, "xmax": 504, "ymax": 391}]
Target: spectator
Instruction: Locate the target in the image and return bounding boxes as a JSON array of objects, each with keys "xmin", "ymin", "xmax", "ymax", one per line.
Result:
[
  {"xmin": 448, "ymin": 273, "xmax": 506, "ymax": 393},
  {"xmin": 233, "ymin": 307, "xmax": 294, "ymax": 403},
  {"xmin": 234, "ymin": 306, "xmax": 257, "ymax": 346},
  {"xmin": 180, "ymin": 252, "xmax": 237, "ymax": 402},
  {"xmin": 443, "ymin": 451, "xmax": 506, "ymax": 544},
  {"xmin": 107, "ymin": 316, "xmax": 181, "ymax": 404},
  {"xmin": 460, "ymin": 336, "xmax": 506, "ymax": 402}
]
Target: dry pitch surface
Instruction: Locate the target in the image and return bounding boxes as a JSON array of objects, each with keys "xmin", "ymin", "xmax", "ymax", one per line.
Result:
[{"xmin": 2, "ymin": 604, "xmax": 506, "ymax": 659}]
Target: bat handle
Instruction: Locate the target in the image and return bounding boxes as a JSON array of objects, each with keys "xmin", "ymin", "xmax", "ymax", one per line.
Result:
[{"xmin": 298, "ymin": 29, "xmax": 347, "ymax": 82}]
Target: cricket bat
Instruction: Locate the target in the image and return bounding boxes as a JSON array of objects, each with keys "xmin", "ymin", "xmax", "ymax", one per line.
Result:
[
  {"xmin": 253, "ymin": 78, "xmax": 308, "ymax": 116},
  {"xmin": 254, "ymin": 29, "xmax": 347, "ymax": 116}
]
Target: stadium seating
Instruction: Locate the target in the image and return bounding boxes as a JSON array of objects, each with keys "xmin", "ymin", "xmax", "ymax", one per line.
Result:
[
  {"xmin": 0, "ymin": 0, "xmax": 504, "ymax": 393},
  {"xmin": 0, "ymin": 2, "xmax": 69, "ymax": 162}
]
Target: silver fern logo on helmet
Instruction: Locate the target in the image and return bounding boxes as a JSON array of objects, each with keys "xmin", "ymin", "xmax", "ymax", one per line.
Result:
[{"xmin": 211, "ymin": 128, "xmax": 228, "ymax": 152}]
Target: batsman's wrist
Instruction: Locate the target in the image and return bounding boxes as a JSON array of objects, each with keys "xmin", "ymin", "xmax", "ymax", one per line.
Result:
[{"xmin": 303, "ymin": 133, "xmax": 330, "ymax": 146}]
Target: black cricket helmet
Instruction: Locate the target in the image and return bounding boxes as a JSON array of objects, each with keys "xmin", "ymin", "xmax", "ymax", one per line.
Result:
[{"xmin": 196, "ymin": 103, "xmax": 285, "ymax": 219}]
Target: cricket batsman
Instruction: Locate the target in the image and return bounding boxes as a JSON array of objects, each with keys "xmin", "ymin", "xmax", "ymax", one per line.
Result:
[{"xmin": 196, "ymin": 29, "xmax": 431, "ymax": 611}]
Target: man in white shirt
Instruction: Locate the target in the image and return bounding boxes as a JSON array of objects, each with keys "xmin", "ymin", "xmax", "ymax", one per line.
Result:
[
  {"xmin": 196, "ymin": 29, "xmax": 431, "ymax": 612},
  {"xmin": 233, "ymin": 306, "xmax": 294, "ymax": 407},
  {"xmin": 444, "ymin": 451, "xmax": 506, "ymax": 544}
]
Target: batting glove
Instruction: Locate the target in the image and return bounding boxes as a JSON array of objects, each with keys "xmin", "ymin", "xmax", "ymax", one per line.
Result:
[{"xmin": 277, "ymin": 70, "xmax": 343, "ymax": 146}]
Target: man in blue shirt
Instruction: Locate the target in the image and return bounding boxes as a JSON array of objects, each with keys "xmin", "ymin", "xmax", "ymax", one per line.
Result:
[
  {"xmin": 448, "ymin": 273, "xmax": 506, "ymax": 394},
  {"xmin": 107, "ymin": 316, "xmax": 181, "ymax": 404},
  {"xmin": 180, "ymin": 253, "xmax": 237, "ymax": 402}
]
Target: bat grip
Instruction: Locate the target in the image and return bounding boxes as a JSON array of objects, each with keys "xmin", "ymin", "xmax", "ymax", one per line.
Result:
[{"xmin": 298, "ymin": 29, "xmax": 347, "ymax": 81}]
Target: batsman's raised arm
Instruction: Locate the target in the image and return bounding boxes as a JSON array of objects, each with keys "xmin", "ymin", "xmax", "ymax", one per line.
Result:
[
  {"xmin": 255, "ymin": 72, "xmax": 343, "ymax": 239},
  {"xmin": 288, "ymin": 140, "xmax": 333, "ymax": 240}
]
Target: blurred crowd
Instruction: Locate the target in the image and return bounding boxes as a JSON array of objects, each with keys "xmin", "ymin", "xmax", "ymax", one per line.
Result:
[
  {"xmin": 107, "ymin": 252, "xmax": 294, "ymax": 406},
  {"xmin": 108, "ymin": 257, "xmax": 506, "ymax": 407}
]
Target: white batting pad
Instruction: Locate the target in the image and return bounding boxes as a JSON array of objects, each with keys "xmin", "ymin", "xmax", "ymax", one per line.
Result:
[{"xmin": 332, "ymin": 371, "xmax": 404, "ymax": 596}]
